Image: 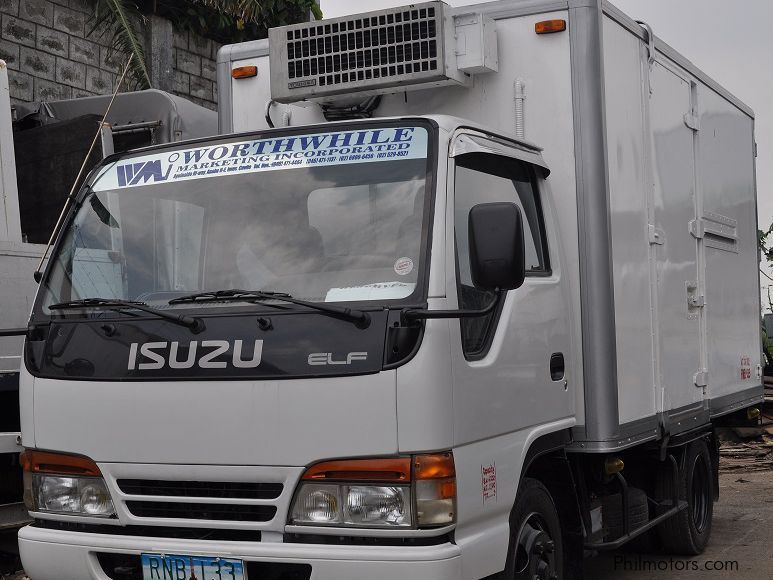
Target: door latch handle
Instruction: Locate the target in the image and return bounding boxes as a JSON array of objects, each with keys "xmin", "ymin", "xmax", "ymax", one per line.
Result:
[{"xmin": 550, "ymin": 353, "xmax": 565, "ymax": 381}]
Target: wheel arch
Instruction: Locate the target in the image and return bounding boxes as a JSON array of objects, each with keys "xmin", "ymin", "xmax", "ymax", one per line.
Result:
[{"xmin": 503, "ymin": 428, "xmax": 585, "ymax": 580}]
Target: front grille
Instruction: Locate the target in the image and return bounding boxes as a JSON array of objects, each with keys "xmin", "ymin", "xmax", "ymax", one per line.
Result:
[
  {"xmin": 125, "ymin": 501, "xmax": 276, "ymax": 522},
  {"xmin": 35, "ymin": 519, "xmax": 262, "ymax": 541},
  {"xmin": 116, "ymin": 479, "xmax": 283, "ymax": 500}
]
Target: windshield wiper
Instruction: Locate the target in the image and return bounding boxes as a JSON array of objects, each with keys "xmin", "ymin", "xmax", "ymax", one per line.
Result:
[
  {"xmin": 169, "ymin": 289, "xmax": 371, "ymax": 328},
  {"xmin": 49, "ymin": 298, "xmax": 205, "ymax": 332}
]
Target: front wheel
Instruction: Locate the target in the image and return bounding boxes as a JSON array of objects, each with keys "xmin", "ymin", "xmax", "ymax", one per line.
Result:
[{"xmin": 503, "ymin": 478, "xmax": 563, "ymax": 580}]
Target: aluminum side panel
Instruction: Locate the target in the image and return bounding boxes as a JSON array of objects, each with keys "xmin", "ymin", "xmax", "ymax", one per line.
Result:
[
  {"xmin": 602, "ymin": 16, "xmax": 656, "ymax": 424},
  {"xmin": 698, "ymin": 90, "xmax": 760, "ymax": 402},
  {"xmin": 648, "ymin": 61, "xmax": 703, "ymax": 413}
]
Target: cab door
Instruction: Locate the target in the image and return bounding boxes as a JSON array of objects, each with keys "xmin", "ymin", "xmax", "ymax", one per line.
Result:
[{"xmin": 447, "ymin": 133, "xmax": 573, "ymax": 446}]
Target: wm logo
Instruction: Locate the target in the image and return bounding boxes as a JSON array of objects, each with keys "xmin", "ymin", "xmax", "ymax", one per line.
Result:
[{"xmin": 116, "ymin": 160, "xmax": 173, "ymax": 187}]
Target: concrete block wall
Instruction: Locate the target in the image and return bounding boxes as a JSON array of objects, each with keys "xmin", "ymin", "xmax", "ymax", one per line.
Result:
[
  {"xmin": 0, "ymin": 0, "xmax": 123, "ymax": 104},
  {"xmin": 172, "ymin": 28, "xmax": 220, "ymax": 111},
  {"xmin": 0, "ymin": 0, "xmax": 220, "ymax": 110}
]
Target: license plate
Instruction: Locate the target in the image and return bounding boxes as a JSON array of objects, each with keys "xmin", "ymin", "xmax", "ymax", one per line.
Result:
[{"xmin": 141, "ymin": 553, "xmax": 245, "ymax": 580}]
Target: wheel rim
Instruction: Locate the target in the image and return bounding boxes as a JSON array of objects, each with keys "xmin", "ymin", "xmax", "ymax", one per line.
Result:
[
  {"xmin": 514, "ymin": 512, "xmax": 558, "ymax": 580},
  {"xmin": 690, "ymin": 453, "xmax": 711, "ymax": 533}
]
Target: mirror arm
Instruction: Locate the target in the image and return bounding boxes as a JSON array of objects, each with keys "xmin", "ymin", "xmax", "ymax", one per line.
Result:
[{"xmin": 400, "ymin": 291, "xmax": 500, "ymax": 324}]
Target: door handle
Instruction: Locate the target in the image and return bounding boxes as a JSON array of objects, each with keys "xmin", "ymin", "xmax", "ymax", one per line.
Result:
[{"xmin": 550, "ymin": 353, "xmax": 565, "ymax": 381}]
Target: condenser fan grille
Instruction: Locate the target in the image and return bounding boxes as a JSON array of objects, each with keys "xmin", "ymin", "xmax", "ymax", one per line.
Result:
[
  {"xmin": 286, "ymin": 5, "xmax": 439, "ymax": 88},
  {"xmin": 269, "ymin": 2, "xmax": 465, "ymax": 102}
]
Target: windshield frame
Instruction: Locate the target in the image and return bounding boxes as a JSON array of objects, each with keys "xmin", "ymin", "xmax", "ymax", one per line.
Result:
[{"xmin": 30, "ymin": 118, "xmax": 439, "ymax": 324}]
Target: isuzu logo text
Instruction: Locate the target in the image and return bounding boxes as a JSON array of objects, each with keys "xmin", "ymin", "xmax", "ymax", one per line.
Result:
[{"xmin": 128, "ymin": 340, "xmax": 263, "ymax": 370}]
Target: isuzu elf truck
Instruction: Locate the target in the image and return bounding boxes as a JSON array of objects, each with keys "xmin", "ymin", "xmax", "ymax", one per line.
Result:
[{"xmin": 17, "ymin": 1, "xmax": 762, "ymax": 579}]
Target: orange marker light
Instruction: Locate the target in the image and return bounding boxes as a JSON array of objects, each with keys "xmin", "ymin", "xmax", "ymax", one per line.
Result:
[
  {"xmin": 303, "ymin": 458, "xmax": 412, "ymax": 482},
  {"xmin": 414, "ymin": 452, "xmax": 455, "ymax": 480},
  {"xmin": 232, "ymin": 66, "xmax": 258, "ymax": 79},
  {"xmin": 535, "ymin": 19, "xmax": 567, "ymax": 34},
  {"xmin": 20, "ymin": 450, "xmax": 102, "ymax": 477}
]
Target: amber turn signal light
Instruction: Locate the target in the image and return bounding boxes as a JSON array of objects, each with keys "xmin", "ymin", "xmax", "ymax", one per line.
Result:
[
  {"xmin": 302, "ymin": 457, "xmax": 412, "ymax": 482},
  {"xmin": 535, "ymin": 19, "xmax": 567, "ymax": 34},
  {"xmin": 232, "ymin": 65, "xmax": 258, "ymax": 79},
  {"xmin": 20, "ymin": 449, "xmax": 102, "ymax": 477},
  {"xmin": 414, "ymin": 452, "xmax": 455, "ymax": 479}
]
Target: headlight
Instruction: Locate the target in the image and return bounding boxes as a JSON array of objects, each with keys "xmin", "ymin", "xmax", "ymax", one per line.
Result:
[
  {"xmin": 292, "ymin": 483, "xmax": 412, "ymax": 527},
  {"xmin": 289, "ymin": 453, "xmax": 455, "ymax": 529},
  {"xmin": 32, "ymin": 475, "xmax": 115, "ymax": 516},
  {"xmin": 21, "ymin": 450, "xmax": 116, "ymax": 518}
]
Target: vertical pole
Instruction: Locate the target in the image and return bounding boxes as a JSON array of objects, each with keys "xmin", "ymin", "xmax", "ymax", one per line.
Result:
[
  {"xmin": 146, "ymin": 14, "xmax": 173, "ymax": 92},
  {"xmin": 568, "ymin": 0, "xmax": 620, "ymax": 442},
  {"xmin": 0, "ymin": 60, "xmax": 21, "ymax": 243}
]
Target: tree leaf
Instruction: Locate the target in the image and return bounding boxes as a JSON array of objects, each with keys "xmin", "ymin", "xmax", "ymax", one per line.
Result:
[{"xmin": 88, "ymin": 0, "xmax": 151, "ymax": 89}]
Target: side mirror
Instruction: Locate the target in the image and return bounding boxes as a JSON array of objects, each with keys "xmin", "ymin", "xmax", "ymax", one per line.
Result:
[{"xmin": 468, "ymin": 202, "xmax": 526, "ymax": 291}]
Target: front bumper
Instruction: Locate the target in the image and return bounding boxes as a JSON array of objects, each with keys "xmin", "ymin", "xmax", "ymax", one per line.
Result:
[{"xmin": 19, "ymin": 524, "xmax": 462, "ymax": 580}]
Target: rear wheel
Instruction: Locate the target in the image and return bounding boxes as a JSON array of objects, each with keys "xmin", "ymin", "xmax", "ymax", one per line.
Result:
[
  {"xmin": 504, "ymin": 478, "xmax": 563, "ymax": 580},
  {"xmin": 656, "ymin": 438, "xmax": 714, "ymax": 554},
  {"xmin": 600, "ymin": 486, "xmax": 649, "ymax": 542}
]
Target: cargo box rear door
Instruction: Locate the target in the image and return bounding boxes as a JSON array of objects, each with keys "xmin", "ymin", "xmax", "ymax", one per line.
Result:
[{"xmin": 649, "ymin": 60, "xmax": 705, "ymax": 419}]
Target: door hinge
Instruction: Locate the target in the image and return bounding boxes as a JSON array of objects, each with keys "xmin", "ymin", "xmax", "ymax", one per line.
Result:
[
  {"xmin": 686, "ymin": 281, "xmax": 705, "ymax": 311},
  {"xmin": 694, "ymin": 370, "xmax": 709, "ymax": 387},
  {"xmin": 683, "ymin": 113, "xmax": 700, "ymax": 131},
  {"xmin": 689, "ymin": 218, "xmax": 704, "ymax": 239},
  {"xmin": 648, "ymin": 224, "xmax": 665, "ymax": 245}
]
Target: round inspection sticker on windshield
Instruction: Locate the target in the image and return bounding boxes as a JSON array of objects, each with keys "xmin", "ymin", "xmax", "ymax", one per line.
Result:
[{"xmin": 394, "ymin": 257, "xmax": 414, "ymax": 276}]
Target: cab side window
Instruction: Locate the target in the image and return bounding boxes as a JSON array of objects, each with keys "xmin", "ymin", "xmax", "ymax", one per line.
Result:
[{"xmin": 454, "ymin": 152, "xmax": 549, "ymax": 358}]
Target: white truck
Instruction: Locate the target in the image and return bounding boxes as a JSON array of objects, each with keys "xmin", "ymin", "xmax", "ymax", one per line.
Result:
[{"xmin": 17, "ymin": 1, "xmax": 762, "ymax": 579}]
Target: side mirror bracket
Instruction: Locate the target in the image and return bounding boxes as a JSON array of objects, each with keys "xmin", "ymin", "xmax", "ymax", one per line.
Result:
[{"xmin": 400, "ymin": 293, "xmax": 499, "ymax": 325}]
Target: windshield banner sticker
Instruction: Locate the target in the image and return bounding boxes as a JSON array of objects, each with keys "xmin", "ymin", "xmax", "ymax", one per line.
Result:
[{"xmin": 94, "ymin": 127, "xmax": 428, "ymax": 191}]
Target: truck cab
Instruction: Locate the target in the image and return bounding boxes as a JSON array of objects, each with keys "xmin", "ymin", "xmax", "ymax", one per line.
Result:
[{"xmin": 19, "ymin": 115, "xmax": 572, "ymax": 579}]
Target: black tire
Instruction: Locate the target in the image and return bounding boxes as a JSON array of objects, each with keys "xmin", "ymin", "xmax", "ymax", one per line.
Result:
[
  {"xmin": 600, "ymin": 487, "xmax": 649, "ymax": 541},
  {"xmin": 656, "ymin": 439, "xmax": 714, "ymax": 555},
  {"xmin": 503, "ymin": 478, "xmax": 563, "ymax": 580}
]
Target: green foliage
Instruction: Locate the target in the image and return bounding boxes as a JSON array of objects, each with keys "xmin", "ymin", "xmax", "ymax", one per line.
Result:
[
  {"xmin": 170, "ymin": 0, "xmax": 322, "ymax": 43},
  {"xmin": 88, "ymin": 0, "xmax": 151, "ymax": 89},
  {"xmin": 759, "ymin": 222, "xmax": 773, "ymax": 313},
  {"xmin": 760, "ymin": 223, "xmax": 773, "ymax": 265},
  {"xmin": 85, "ymin": 0, "xmax": 323, "ymax": 91},
  {"xmin": 198, "ymin": 0, "xmax": 323, "ymax": 25}
]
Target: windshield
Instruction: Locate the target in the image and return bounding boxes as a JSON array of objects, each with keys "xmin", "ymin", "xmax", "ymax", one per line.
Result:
[{"xmin": 38, "ymin": 124, "xmax": 433, "ymax": 314}]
